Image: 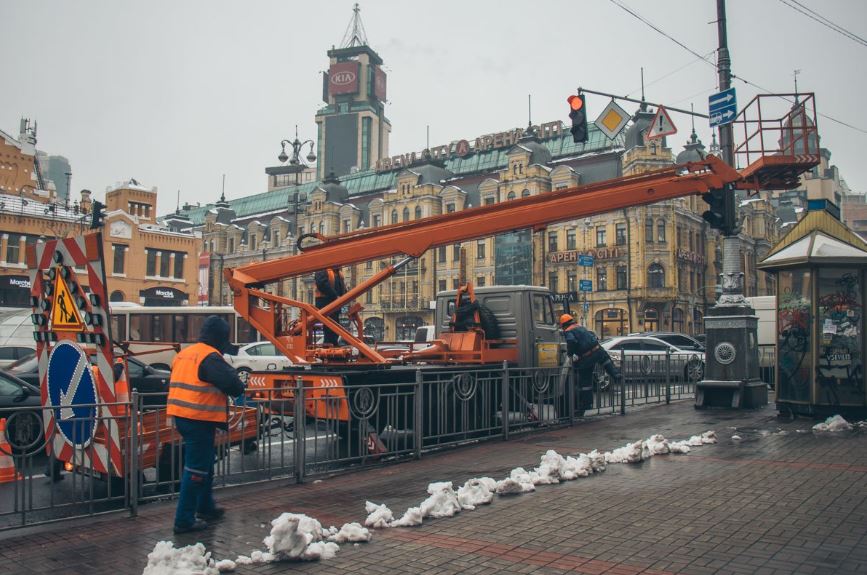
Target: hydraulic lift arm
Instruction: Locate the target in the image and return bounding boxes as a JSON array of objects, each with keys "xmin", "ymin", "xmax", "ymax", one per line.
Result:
[
  {"xmin": 226, "ymin": 156, "xmax": 743, "ymax": 364},
  {"xmin": 228, "ymin": 156, "xmax": 741, "ymax": 290}
]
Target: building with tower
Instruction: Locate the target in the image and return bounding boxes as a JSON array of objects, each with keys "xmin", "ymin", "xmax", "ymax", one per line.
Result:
[
  {"xmin": 314, "ymin": 4, "xmax": 391, "ymax": 179},
  {"xmin": 179, "ymin": 6, "xmax": 782, "ymax": 341}
]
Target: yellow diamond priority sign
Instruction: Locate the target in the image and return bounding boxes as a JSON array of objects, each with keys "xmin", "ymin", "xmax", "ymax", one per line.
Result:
[
  {"xmin": 594, "ymin": 99, "xmax": 630, "ymax": 140},
  {"xmin": 51, "ymin": 273, "xmax": 84, "ymax": 331}
]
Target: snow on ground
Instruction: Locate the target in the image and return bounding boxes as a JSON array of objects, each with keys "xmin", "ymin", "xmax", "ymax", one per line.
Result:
[
  {"xmin": 457, "ymin": 477, "xmax": 496, "ymax": 509},
  {"xmin": 143, "ymin": 429, "xmax": 722, "ymax": 573},
  {"xmin": 364, "ymin": 501, "xmax": 394, "ymax": 528},
  {"xmin": 326, "ymin": 522, "xmax": 371, "ymax": 543},
  {"xmin": 419, "ymin": 481, "xmax": 463, "ymax": 518},
  {"xmin": 391, "ymin": 506, "xmax": 423, "ymax": 527},
  {"xmin": 142, "ymin": 541, "xmax": 219, "ymax": 575},
  {"xmin": 813, "ymin": 414, "xmax": 853, "ymax": 432}
]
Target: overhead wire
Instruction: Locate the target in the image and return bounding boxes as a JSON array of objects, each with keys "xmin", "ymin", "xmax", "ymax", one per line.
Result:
[
  {"xmin": 778, "ymin": 0, "xmax": 867, "ymax": 48},
  {"xmin": 608, "ymin": 0, "xmax": 867, "ymax": 135}
]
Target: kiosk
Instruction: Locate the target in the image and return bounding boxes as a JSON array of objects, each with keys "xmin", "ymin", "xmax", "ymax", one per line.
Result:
[{"xmin": 757, "ymin": 200, "xmax": 867, "ymax": 418}]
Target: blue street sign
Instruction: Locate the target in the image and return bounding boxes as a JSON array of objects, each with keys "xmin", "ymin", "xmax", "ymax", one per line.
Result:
[
  {"xmin": 46, "ymin": 341, "xmax": 98, "ymax": 447},
  {"xmin": 578, "ymin": 254, "xmax": 594, "ymax": 267},
  {"xmin": 708, "ymin": 88, "xmax": 737, "ymax": 128},
  {"xmin": 579, "ymin": 279, "xmax": 593, "ymax": 292}
]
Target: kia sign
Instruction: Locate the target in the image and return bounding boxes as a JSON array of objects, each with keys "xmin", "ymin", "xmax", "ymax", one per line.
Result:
[{"xmin": 328, "ymin": 61, "xmax": 360, "ymax": 96}]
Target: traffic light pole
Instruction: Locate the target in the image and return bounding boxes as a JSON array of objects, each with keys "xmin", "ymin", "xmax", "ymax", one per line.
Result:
[{"xmin": 695, "ymin": 0, "xmax": 767, "ymax": 409}]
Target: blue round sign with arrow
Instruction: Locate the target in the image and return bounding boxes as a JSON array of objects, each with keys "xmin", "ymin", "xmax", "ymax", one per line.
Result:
[{"xmin": 46, "ymin": 341, "xmax": 98, "ymax": 447}]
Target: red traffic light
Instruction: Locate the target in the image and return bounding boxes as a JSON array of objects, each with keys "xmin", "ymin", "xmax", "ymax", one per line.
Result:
[{"xmin": 567, "ymin": 95, "xmax": 584, "ymax": 111}]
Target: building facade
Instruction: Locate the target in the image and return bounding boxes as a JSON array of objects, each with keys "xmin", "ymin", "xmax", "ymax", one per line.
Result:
[
  {"xmin": 182, "ymin": 10, "xmax": 781, "ymax": 341},
  {"xmin": 0, "ymin": 123, "xmax": 200, "ymax": 307}
]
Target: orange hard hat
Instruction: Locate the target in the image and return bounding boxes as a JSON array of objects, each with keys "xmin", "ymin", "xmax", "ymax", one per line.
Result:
[{"xmin": 559, "ymin": 313, "xmax": 575, "ymax": 326}]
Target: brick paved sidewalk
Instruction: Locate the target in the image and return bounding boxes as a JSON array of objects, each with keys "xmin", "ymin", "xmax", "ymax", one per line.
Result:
[{"xmin": 1, "ymin": 399, "xmax": 866, "ymax": 575}]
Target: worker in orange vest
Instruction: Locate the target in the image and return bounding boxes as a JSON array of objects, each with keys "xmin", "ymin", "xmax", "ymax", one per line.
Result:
[
  {"xmin": 314, "ymin": 266, "xmax": 347, "ymax": 346},
  {"xmin": 167, "ymin": 315, "xmax": 244, "ymax": 533}
]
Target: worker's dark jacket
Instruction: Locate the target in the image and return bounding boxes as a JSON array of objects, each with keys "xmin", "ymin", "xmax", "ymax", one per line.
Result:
[
  {"xmin": 564, "ymin": 324, "xmax": 599, "ymax": 358},
  {"xmin": 314, "ymin": 269, "xmax": 346, "ymax": 302}
]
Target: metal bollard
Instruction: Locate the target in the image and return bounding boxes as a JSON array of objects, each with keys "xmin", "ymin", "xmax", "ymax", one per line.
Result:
[
  {"xmin": 129, "ymin": 391, "xmax": 139, "ymax": 517},
  {"xmin": 619, "ymin": 350, "xmax": 626, "ymax": 415},
  {"xmin": 665, "ymin": 349, "xmax": 672, "ymax": 404},
  {"xmin": 567, "ymin": 363, "xmax": 575, "ymax": 426},
  {"xmin": 293, "ymin": 376, "xmax": 305, "ymax": 484},
  {"xmin": 414, "ymin": 369, "xmax": 423, "ymax": 459},
  {"xmin": 501, "ymin": 361, "xmax": 510, "ymax": 440}
]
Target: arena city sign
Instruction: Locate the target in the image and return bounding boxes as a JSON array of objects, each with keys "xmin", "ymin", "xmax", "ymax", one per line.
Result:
[{"xmin": 375, "ymin": 120, "xmax": 564, "ymax": 172}]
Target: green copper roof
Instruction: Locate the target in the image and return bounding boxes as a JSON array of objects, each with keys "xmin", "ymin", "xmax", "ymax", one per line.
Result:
[{"xmin": 177, "ymin": 123, "xmax": 624, "ymax": 226}]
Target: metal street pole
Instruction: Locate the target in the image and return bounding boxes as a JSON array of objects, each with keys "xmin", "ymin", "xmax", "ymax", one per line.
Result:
[{"xmin": 695, "ymin": 0, "xmax": 767, "ymax": 409}]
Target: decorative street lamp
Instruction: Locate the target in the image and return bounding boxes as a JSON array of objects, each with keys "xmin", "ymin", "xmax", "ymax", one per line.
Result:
[
  {"xmin": 278, "ymin": 125, "xmax": 317, "ymax": 166},
  {"xmin": 277, "ymin": 126, "xmax": 317, "ymax": 304}
]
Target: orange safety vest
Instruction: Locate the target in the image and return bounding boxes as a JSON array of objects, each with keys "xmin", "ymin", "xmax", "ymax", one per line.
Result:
[
  {"xmin": 314, "ymin": 268, "xmax": 344, "ymax": 299},
  {"xmin": 166, "ymin": 342, "xmax": 228, "ymax": 423}
]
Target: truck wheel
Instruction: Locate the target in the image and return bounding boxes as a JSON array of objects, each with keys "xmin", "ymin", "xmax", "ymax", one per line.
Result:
[{"xmin": 477, "ymin": 304, "xmax": 500, "ymax": 339}]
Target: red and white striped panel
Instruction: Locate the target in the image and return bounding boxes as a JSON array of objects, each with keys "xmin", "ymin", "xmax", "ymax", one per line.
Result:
[{"xmin": 32, "ymin": 234, "xmax": 123, "ymax": 476}]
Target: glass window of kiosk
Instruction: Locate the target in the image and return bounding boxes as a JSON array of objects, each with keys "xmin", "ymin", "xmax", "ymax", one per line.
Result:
[{"xmin": 816, "ymin": 268, "xmax": 863, "ymax": 406}]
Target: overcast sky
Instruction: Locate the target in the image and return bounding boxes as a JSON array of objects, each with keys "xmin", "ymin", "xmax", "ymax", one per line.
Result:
[{"xmin": 2, "ymin": 0, "xmax": 865, "ymax": 213}]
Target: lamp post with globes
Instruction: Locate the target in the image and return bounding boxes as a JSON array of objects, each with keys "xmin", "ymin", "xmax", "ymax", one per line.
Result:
[{"xmin": 276, "ymin": 126, "xmax": 317, "ymax": 301}]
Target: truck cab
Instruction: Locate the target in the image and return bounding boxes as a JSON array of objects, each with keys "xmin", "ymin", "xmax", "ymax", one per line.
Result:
[{"xmin": 434, "ymin": 285, "xmax": 563, "ymax": 369}]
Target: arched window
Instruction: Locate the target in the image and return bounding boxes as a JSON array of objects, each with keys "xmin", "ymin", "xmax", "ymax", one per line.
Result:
[
  {"xmin": 110, "ymin": 290, "xmax": 125, "ymax": 302},
  {"xmin": 645, "ymin": 218, "xmax": 653, "ymax": 243},
  {"xmin": 402, "ymin": 207, "xmax": 410, "ymax": 222},
  {"xmin": 657, "ymin": 219, "xmax": 666, "ymax": 242},
  {"xmin": 521, "ymin": 189, "xmax": 531, "ymax": 198},
  {"xmin": 647, "ymin": 263, "xmax": 665, "ymax": 288},
  {"xmin": 414, "ymin": 206, "xmax": 422, "ymax": 219},
  {"xmin": 391, "ymin": 210, "xmax": 398, "ymax": 224},
  {"xmin": 318, "ymin": 222, "xmax": 325, "ymax": 235},
  {"xmin": 507, "ymin": 191, "xmax": 516, "ymax": 201}
]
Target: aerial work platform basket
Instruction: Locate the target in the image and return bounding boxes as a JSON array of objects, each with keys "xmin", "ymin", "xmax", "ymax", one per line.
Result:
[{"xmin": 733, "ymin": 92, "xmax": 820, "ymax": 191}]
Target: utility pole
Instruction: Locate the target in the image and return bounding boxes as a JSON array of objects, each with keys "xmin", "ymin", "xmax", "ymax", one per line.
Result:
[{"xmin": 695, "ymin": 0, "xmax": 767, "ymax": 410}]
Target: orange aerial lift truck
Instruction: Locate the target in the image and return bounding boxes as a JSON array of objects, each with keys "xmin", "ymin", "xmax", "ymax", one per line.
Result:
[{"xmin": 226, "ymin": 93, "xmax": 820, "ymax": 455}]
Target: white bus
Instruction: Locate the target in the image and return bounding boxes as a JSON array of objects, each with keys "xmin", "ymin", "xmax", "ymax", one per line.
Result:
[{"xmin": 0, "ymin": 304, "xmax": 261, "ymax": 370}]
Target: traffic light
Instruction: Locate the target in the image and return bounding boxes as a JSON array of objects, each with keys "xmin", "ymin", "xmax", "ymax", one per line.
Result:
[
  {"xmin": 567, "ymin": 94, "xmax": 588, "ymax": 143},
  {"xmin": 90, "ymin": 200, "xmax": 106, "ymax": 229},
  {"xmin": 701, "ymin": 185, "xmax": 738, "ymax": 235}
]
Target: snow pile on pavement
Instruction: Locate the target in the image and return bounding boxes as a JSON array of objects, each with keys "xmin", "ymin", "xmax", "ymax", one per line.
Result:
[
  {"xmin": 419, "ymin": 481, "xmax": 463, "ymax": 518},
  {"xmin": 214, "ymin": 559, "xmax": 236, "ymax": 572},
  {"xmin": 670, "ymin": 430, "xmax": 717, "ymax": 452},
  {"xmin": 391, "ymin": 506, "xmax": 423, "ymax": 527},
  {"xmin": 263, "ymin": 513, "xmax": 325, "ymax": 560},
  {"xmin": 496, "ymin": 468, "xmax": 536, "ymax": 494},
  {"xmin": 813, "ymin": 415, "xmax": 853, "ymax": 432},
  {"xmin": 364, "ymin": 501, "xmax": 394, "ymax": 528},
  {"xmin": 142, "ymin": 541, "xmax": 219, "ymax": 575},
  {"xmin": 457, "ymin": 477, "xmax": 496, "ymax": 509},
  {"xmin": 605, "ymin": 441, "xmax": 644, "ymax": 463},
  {"xmin": 326, "ymin": 522, "xmax": 371, "ymax": 543}
]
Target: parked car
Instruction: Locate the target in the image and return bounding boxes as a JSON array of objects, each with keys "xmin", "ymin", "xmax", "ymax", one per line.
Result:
[
  {"xmin": 4, "ymin": 355, "xmax": 170, "ymax": 407},
  {"xmin": 224, "ymin": 341, "xmax": 293, "ymax": 383},
  {"xmin": 601, "ymin": 335, "xmax": 705, "ymax": 386},
  {"xmin": 627, "ymin": 331, "xmax": 705, "ymax": 352},
  {"xmin": 0, "ymin": 346, "xmax": 35, "ymax": 369},
  {"xmin": 0, "ymin": 370, "xmax": 43, "ymax": 455}
]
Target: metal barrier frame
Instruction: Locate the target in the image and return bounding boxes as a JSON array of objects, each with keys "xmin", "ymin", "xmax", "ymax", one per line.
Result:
[{"xmin": 1, "ymin": 352, "xmax": 702, "ymax": 530}]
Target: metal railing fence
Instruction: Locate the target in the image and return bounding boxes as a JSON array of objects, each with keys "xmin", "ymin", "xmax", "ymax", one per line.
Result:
[{"xmin": 1, "ymin": 349, "xmax": 698, "ymax": 529}]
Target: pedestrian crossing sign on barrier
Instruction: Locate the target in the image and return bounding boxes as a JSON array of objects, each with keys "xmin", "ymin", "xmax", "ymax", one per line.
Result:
[{"xmin": 51, "ymin": 274, "xmax": 84, "ymax": 331}]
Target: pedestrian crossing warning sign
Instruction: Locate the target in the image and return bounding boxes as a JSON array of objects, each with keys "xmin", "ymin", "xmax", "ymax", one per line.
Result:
[{"xmin": 51, "ymin": 274, "xmax": 84, "ymax": 331}]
